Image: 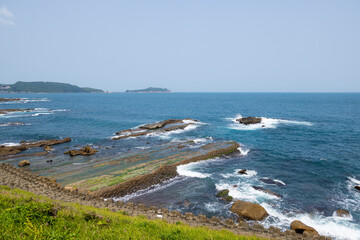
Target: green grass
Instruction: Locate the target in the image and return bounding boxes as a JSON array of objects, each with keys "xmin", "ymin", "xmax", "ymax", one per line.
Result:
[{"xmin": 0, "ymin": 185, "xmax": 266, "ymax": 240}]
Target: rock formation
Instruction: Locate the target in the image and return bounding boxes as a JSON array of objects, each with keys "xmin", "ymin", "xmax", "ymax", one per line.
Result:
[
  {"xmin": 18, "ymin": 160, "xmax": 30, "ymax": 167},
  {"xmin": 236, "ymin": 117, "xmax": 262, "ymax": 125},
  {"xmin": 290, "ymin": 220, "xmax": 319, "ymax": 236},
  {"xmin": 65, "ymin": 146, "xmax": 98, "ymax": 157},
  {"xmin": 335, "ymin": 209, "xmax": 351, "ymax": 218},
  {"xmin": 230, "ymin": 200, "xmax": 269, "ymax": 221},
  {"xmin": 252, "ymin": 186, "xmax": 282, "ymax": 198}
]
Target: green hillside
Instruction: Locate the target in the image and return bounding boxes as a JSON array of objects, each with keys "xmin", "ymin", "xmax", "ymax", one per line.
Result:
[
  {"xmin": 1, "ymin": 81, "xmax": 103, "ymax": 93},
  {"xmin": 0, "ymin": 185, "xmax": 263, "ymax": 240}
]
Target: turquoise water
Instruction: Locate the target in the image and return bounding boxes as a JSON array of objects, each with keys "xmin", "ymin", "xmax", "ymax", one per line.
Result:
[{"xmin": 1, "ymin": 93, "xmax": 359, "ymax": 239}]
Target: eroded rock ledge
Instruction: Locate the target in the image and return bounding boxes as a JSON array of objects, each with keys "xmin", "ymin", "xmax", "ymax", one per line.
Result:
[
  {"xmin": 62, "ymin": 141, "xmax": 239, "ymax": 198},
  {"xmin": 113, "ymin": 119, "xmax": 198, "ymax": 139},
  {"xmin": 0, "ymin": 98, "xmax": 21, "ymax": 102},
  {"xmin": 0, "ymin": 138, "xmax": 71, "ymax": 160}
]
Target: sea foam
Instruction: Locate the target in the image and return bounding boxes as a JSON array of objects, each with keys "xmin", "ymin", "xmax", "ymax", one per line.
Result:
[{"xmin": 227, "ymin": 114, "xmax": 313, "ymax": 131}]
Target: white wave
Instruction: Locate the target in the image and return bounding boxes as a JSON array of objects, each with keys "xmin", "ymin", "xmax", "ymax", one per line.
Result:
[
  {"xmin": 146, "ymin": 123, "xmax": 200, "ymax": 139},
  {"xmin": 112, "ymin": 176, "xmax": 186, "ymax": 202},
  {"xmin": 135, "ymin": 146, "xmax": 150, "ymax": 150},
  {"xmin": 261, "ymin": 203, "xmax": 360, "ymax": 240},
  {"xmin": 204, "ymin": 202, "xmax": 226, "ymax": 212},
  {"xmin": 274, "ymin": 179, "xmax": 286, "ymax": 186},
  {"xmin": 234, "ymin": 169, "xmax": 257, "ymax": 177},
  {"xmin": 0, "ymin": 142, "xmax": 21, "ymax": 147},
  {"xmin": 227, "ymin": 114, "xmax": 313, "ymax": 131},
  {"xmin": 215, "ymin": 182, "xmax": 278, "ymax": 203},
  {"xmin": 177, "ymin": 162, "xmax": 212, "ymax": 179},
  {"xmin": 193, "ymin": 137, "xmax": 213, "ymax": 144},
  {"xmin": 238, "ymin": 146, "xmax": 250, "ymax": 156},
  {"xmin": 348, "ymin": 177, "xmax": 360, "ymax": 185}
]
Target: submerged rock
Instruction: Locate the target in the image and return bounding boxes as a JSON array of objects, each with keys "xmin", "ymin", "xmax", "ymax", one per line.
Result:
[
  {"xmin": 0, "ymin": 122, "xmax": 25, "ymax": 126},
  {"xmin": 18, "ymin": 160, "xmax": 30, "ymax": 167},
  {"xmin": 252, "ymin": 186, "xmax": 282, "ymax": 198},
  {"xmin": 290, "ymin": 220, "xmax": 319, "ymax": 236},
  {"xmin": 230, "ymin": 200, "xmax": 269, "ymax": 221},
  {"xmin": 335, "ymin": 209, "xmax": 350, "ymax": 218},
  {"xmin": 238, "ymin": 169, "xmax": 247, "ymax": 175},
  {"xmin": 43, "ymin": 146, "xmax": 53, "ymax": 152},
  {"xmin": 65, "ymin": 146, "xmax": 98, "ymax": 157},
  {"xmin": 236, "ymin": 117, "xmax": 262, "ymax": 125},
  {"xmin": 0, "ymin": 109, "xmax": 33, "ymax": 114},
  {"xmin": 260, "ymin": 178, "xmax": 285, "ymax": 186}
]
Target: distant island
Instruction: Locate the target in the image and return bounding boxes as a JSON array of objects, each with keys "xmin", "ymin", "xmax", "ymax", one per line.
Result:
[
  {"xmin": 125, "ymin": 87, "xmax": 170, "ymax": 93},
  {"xmin": 0, "ymin": 81, "xmax": 103, "ymax": 93}
]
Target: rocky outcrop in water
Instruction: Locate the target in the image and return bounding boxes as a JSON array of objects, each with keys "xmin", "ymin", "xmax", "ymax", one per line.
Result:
[
  {"xmin": 290, "ymin": 220, "xmax": 319, "ymax": 237},
  {"xmin": 216, "ymin": 189, "xmax": 233, "ymax": 202},
  {"xmin": 260, "ymin": 178, "xmax": 285, "ymax": 186},
  {"xmin": 238, "ymin": 169, "xmax": 247, "ymax": 175},
  {"xmin": 230, "ymin": 200, "xmax": 269, "ymax": 221},
  {"xmin": 354, "ymin": 186, "xmax": 360, "ymax": 192},
  {"xmin": 18, "ymin": 160, "xmax": 30, "ymax": 167},
  {"xmin": 113, "ymin": 119, "xmax": 198, "ymax": 140},
  {"xmin": 0, "ymin": 98, "xmax": 21, "ymax": 102},
  {"xmin": 236, "ymin": 117, "xmax": 262, "ymax": 125},
  {"xmin": 0, "ymin": 138, "xmax": 71, "ymax": 160},
  {"xmin": 252, "ymin": 186, "xmax": 282, "ymax": 198},
  {"xmin": 0, "ymin": 122, "xmax": 25, "ymax": 126},
  {"xmin": 335, "ymin": 209, "xmax": 350, "ymax": 218},
  {"xmin": 65, "ymin": 146, "xmax": 98, "ymax": 157},
  {"xmin": 0, "ymin": 109, "xmax": 33, "ymax": 114}
]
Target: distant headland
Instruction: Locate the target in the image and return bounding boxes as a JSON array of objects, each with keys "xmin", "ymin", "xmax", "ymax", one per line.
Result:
[
  {"xmin": 0, "ymin": 81, "xmax": 104, "ymax": 93},
  {"xmin": 125, "ymin": 87, "xmax": 170, "ymax": 93}
]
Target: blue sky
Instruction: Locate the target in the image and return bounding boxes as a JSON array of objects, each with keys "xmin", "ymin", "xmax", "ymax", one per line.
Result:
[{"xmin": 0, "ymin": 1, "xmax": 359, "ymax": 92}]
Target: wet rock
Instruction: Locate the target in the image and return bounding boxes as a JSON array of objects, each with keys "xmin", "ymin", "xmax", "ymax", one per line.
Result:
[
  {"xmin": 238, "ymin": 169, "xmax": 247, "ymax": 175},
  {"xmin": 236, "ymin": 117, "xmax": 262, "ymax": 125},
  {"xmin": 260, "ymin": 178, "xmax": 285, "ymax": 186},
  {"xmin": 354, "ymin": 186, "xmax": 360, "ymax": 192},
  {"xmin": 335, "ymin": 209, "xmax": 350, "ymax": 218},
  {"xmin": 43, "ymin": 146, "xmax": 53, "ymax": 152},
  {"xmin": 65, "ymin": 146, "xmax": 98, "ymax": 157},
  {"xmin": 230, "ymin": 200, "xmax": 269, "ymax": 221},
  {"xmin": 0, "ymin": 109, "xmax": 33, "ymax": 114},
  {"xmin": 18, "ymin": 160, "xmax": 30, "ymax": 167},
  {"xmin": 233, "ymin": 185, "xmax": 238, "ymax": 188},
  {"xmin": 0, "ymin": 138, "xmax": 71, "ymax": 159},
  {"xmin": 0, "ymin": 98, "xmax": 21, "ymax": 102},
  {"xmin": 290, "ymin": 220, "xmax": 319, "ymax": 236},
  {"xmin": 252, "ymin": 186, "xmax": 282, "ymax": 198},
  {"xmin": 0, "ymin": 122, "xmax": 25, "ymax": 126},
  {"xmin": 216, "ymin": 189, "xmax": 233, "ymax": 202}
]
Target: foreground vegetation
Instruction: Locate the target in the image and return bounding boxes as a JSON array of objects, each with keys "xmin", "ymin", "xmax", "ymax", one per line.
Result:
[{"xmin": 0, "ymin": 185, "xmax": 264, "ymax": 240}]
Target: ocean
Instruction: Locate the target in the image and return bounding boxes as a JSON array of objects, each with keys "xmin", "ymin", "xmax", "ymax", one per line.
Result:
[{"xmin": 1, "ymin": 92, "xmax": 359, "ymax": 240}]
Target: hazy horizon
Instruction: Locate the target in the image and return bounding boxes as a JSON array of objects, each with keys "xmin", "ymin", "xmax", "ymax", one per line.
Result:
[{"xmin": 1, "ymin": 1, "xmax": 359, "ymax": 92}]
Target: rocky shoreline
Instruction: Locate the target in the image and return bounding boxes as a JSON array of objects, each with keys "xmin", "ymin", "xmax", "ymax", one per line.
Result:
[{"xmin": 0, "ymin": 163, "xmax": 332, "ymax": 240}]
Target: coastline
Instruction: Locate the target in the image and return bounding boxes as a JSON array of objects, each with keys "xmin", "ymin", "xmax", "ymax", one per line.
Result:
[{"xmin": 0, "ymin": 163, "xmax": 330, "ymax": 240}]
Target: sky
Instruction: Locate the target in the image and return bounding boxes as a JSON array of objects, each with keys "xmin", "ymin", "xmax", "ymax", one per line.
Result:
[{"xmin": 0, "ymin": 1, "xmax": 359, "ymax": 92}]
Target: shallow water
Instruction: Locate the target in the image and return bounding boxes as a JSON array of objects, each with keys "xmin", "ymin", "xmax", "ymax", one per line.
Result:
[{"xmin": 1, "ymin": 92, "xmax": 359, "ymax": 239}]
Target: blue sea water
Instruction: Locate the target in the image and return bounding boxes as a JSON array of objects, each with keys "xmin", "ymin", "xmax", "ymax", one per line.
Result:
[{"xmin": 1, "ymin": 93, "xmax": 360, "ymax": 239}]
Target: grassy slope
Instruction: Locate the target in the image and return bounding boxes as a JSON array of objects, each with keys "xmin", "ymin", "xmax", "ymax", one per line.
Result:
[{"xmin": 0, "ymin": 185, "xmax": 264, "ymax": 240}]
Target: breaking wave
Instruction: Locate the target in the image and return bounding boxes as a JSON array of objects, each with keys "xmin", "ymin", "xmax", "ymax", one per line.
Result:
[{"xmin": 227, "ymin": 114, "xmax": 313, "ymax": 131}]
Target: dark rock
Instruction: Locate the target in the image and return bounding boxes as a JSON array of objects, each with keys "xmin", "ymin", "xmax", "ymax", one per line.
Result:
[
  {"xmin": 18, "ymin": 160, "xmax": 30, "ymax": 167},
  {"xmin": 355, "ymin": 186, "xmax": 360, "ymax": 192},
  {"xmin": 335, "ymin": 209, "xmax": 350, "ymax": 218},
  {"xmin": 230, "ymin": 200, "xmax": 268, "ymax": 221},
  {"xmin": 252, "ymin": 186, "xmax": 282, "ymax": 198},
  {"xmin": 238, "ymin": 169, "xmax": 247, "ymax": 175},
  {"xmin": 236, "ymin": 117, "xmax": 262, "ymax": 125},
  {"xmin": 290, "ymin": 220, "xmax": 319, "ymax": 236},
  {"xmin": 260, "ymin": 178, "xmax": 285, "ymax": 186}
]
